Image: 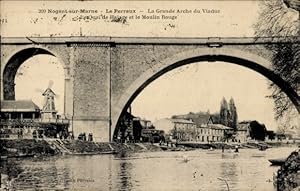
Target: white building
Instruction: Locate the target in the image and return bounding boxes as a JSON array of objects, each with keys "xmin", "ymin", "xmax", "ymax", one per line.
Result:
[{"xmin": 154, "ymin": 114, "xmax": 232, "ymax": 143}]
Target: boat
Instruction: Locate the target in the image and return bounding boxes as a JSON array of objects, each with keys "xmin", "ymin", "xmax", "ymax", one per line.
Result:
[
  {"xmin": 160, "ymin": 145, "xmax": 169, "ymax": 150},
  {"xmin": 268, "ymin": 158, "xmax": 287, "ymax": 166},
  {"xmin": 258, "ymin": 145, "xmax": 268, "ymax": 151}
]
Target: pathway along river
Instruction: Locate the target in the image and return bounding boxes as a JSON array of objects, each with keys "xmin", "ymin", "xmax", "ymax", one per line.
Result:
[{"xmin": 10, "ymin": 146, "xmax": 297, "ymax": 191}]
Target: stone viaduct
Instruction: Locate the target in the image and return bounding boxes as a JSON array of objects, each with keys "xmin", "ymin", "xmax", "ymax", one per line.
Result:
[{"xmin": 1, "ymin": 36, "xmax": 299, "ymax": 142}]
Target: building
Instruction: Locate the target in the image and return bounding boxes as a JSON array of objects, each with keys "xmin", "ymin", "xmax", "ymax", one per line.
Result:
[
  {"xmin": 0, "ymin": 100, "xmax": 41, "ymax": 121},
  {"xmin": 1, "ymin": 100, "xmax": 41, "ymax": 139},
  {"xmin": 117, "ymin": 111, "xmax": 164, "ymax": 143},
  {"xmin": 236, "ymin": 121, "xmax": 251, "ymax": 142},
  {"xmin": 153, "ymin": 118, "xmax": 196, "ymax": 141},
  {"xmin": 195, "ymin": 124, "xmax": 233, "ymax": 142},
  {"xmin": 169, "ymin": 111, "xmax": 232, "ymax": 143},
  {"xmin": 0, "ymin": 99, "xmax": 69, "ymax": 139}
]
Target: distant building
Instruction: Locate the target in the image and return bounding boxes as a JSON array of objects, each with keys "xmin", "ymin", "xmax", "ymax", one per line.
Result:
[
  {"xmin": 172, "ymin": 111, "xmax": 220, "ymax": 125},
  {"xmin": 0, "ymin": 99, "xmax": 69, "ymax": 139},
  {"xmin": 237, "ymin": 120, "xmax": 269, "ymax": 141},
  {"xmin": 153, "ymin": 118, "xmax": 196, "ymax": 141},
  {"xmin": 0, "ymin": 100, "xmax": 41, "ymax": 121},
  {"xmin": 139, "ymin": 119, "xmax": 153, "ymax": 129},
  {"xmin": 117, "ymin": 112, "xmax": 163, "ymax": 143},
  {"xmin": 266, "ymin": 130, "xmax": 276, "ymax": 141},
  {"xmin": 236, "ymin": 121, "xmax": 251, "ymax": 142},
  {"xmin": 155, "ymin": 111, "xmax": 232, "ymax": 143},
  {"xmin": 196, "ymin": 123, "xmax": 232, "ymax": 142}
]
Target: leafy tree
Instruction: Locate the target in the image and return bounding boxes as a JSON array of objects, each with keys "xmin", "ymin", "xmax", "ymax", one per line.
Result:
[
  {"xmin": 254, "ymin": 0, "xmax": 300, "ymax": 120},
  {"xmin": 249, "ymin": 121, "xmax": 267, "ymax": 141},
  {"xmin": 228, "ymin": 98, "xmax": 238, "ymax": 131},
  {"xmin": 220, "ymin": 97, "xmax": 229, "ymax": 126}
]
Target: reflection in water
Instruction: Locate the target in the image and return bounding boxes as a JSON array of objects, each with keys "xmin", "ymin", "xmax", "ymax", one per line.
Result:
[
  {"xmin": 118, "ymin": 161, "xmax": 133, "ymax": 191},
  {"xmin": 220, "ymin": 162, "xmax": 238, "ymax": 191},
  {"xmin": 11, "ymin": 147, "xmax": 297, "ymax": 191},
  {"xmin": 108, "ymin": 155, "xmax": 113, "ymax": 191}
]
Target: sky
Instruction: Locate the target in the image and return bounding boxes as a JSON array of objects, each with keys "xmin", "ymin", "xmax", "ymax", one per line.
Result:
[
  {"xmin": 15, "ymin": 55, "xmax": 65, "ymax": 115},
  {"xmin": 14, "ymin": 58, "xmax": 298, "ymax": 130},
  {"xmin": 131, "ymin": 62, "xmax": 282, "ymax": 130},
  {"xmin": 2, "ymin": 1, "xmax": 299, "ymax": 131}
]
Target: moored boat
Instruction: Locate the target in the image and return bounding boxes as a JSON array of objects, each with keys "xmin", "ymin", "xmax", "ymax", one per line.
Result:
[{"xmin": 268, "ymin": 158, "xmax": 286, "ymax": 166}]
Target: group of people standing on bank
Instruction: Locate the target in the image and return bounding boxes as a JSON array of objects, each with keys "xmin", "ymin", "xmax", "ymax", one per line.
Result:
[{"xmin": 78, "ymin": 132, "xmax": 93, "ymax": 142}]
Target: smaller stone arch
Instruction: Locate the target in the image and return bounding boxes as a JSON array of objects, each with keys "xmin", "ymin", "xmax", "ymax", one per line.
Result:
[
  {"xmin": 2, "ymin": 46, "xmax": 66, "ymax": 100},
  {"xmin": 112, "ymin": 47, "xmax": 300, "ymax": 139}
]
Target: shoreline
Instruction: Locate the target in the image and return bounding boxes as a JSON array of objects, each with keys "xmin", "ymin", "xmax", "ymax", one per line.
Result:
[
  {"xmin": 1, "ymin": 139, "xmax": 299, "ymax": 190},
  {"xmin": 1, "ymin": 139, "xmax": 299, "ymax": 158}
]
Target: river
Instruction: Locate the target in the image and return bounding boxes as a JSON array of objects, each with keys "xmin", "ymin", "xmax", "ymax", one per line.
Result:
[{"xmin": 10, "ymin": 146, "xmax": 297, "ymax": 191}]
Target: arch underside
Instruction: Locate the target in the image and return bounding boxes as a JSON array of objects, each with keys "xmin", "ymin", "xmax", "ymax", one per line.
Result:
[
  {"xmin": 113, "ymin": 54, "xmax": 300, "ymax": 140},
  {"xmin": 3, "ymin": 48, "xmax": 54, "ymax": 100}
]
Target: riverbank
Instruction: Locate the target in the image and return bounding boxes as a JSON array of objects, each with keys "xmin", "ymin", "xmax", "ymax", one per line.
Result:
[
  {"xmin": 276, "ymin": 149, "xmax": 300, "ymax": 191},
  {"xmin": 2, "ymin": 139, "xmax": 298, "ymax": 158},
  {"xmin": 1, "ymin": 139, "xmax": 299, "ymax": 190},
  {"xmin": 0, "ymin": 139, "xmax": 166, "ymax": 158}
]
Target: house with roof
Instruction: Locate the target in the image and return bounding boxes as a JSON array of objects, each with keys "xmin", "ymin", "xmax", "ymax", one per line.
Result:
[
  {"xmin": 236, "ymin": 121, "xmax": 251, "ymax": 142},
  {"xmin": 1, "ymin": 99, "xmax": 70, "ymax": 139},
  {"xmin": 0, "ymin": 100, "xmax": 41, "ymax": 121},
  {"xmin": 171, "ymin": 111, "xmax": 233, "ymax": 142},
  {"xmin": 0, "ymin": 100, "xmax": 41, "ymax": 138},
  {"xmin": 153, "ymin": 118, "xmax": 196, "ymax": 142}
]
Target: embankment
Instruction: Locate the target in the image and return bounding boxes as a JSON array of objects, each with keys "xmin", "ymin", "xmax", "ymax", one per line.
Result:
[
  {"xmin": 276, "ymin": 149, "xmax": 300, "ymax": 191},
  {"xmin": 0, "ymin": 139, "xmax": 163, "ymax": 158}
]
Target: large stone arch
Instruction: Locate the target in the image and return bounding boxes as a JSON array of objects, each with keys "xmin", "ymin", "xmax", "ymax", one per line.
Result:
[
  {"xmin": 112, "ymin": 47, "xmax": 300, "ymax": 139},
  {"xmin": 1, "ymin": 45, "xmax": 67, "ymax": 111}
]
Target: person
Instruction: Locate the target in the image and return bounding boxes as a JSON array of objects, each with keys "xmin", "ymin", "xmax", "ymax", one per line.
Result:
[
  {"xmin": 234, "ymin": 145, "xmax": 239, "ymax": 153},
  {"xmin": 20, "ymin": 128, "xmax": 23, "ymax": 139},
  {"xmin": 222, "ymin": 144, "xmax": 225, "ymax": 153},
  {"xmin": 88, "ymin": 133, "xmax": 93, "ymax": 142},
  {"xmin": 32, "ymin": 130, "xmax": 37, "ymax": 139},
  {"xmin": 83, "ymin": 133, "xmax": 86, "ymax": 141},
  {"xmin": 117, "ymin": 135, "xmax": 121, "ymax": 143}
]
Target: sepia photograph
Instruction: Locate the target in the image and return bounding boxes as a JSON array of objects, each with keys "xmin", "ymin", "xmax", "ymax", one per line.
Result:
[{"xmin": 0, "ymin": 0, "xmax": 299, "ymax": 190}]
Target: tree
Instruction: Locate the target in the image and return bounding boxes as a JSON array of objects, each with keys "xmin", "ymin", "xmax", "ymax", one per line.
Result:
[
  {"xmin": 277, "ymin": 108, "xmax": 300, "ymax": 135},
  {"xmin": 249, "ymin": 121, "xmax": 267, "ymax": 141},
  {"xmin": 254, "ymin": 0, "xmax": 300, "ymax": 120},
  {"xmin": 228, "ymin": 98, "xmax": 238, "ymax": 131},
  {"xmin": 220, "ymin": 97, "xmax": 229, "ymax": 126}
]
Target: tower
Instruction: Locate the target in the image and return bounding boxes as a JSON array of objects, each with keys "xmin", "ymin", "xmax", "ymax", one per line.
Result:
[{"xmin": 41, "ymin": 88, "xmax": 57, "ymax": 120}]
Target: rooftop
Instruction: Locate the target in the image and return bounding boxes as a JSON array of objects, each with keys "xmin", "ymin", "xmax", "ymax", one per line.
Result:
[
  {"xmin": 199, "ymin": 124, "xmax": 233, "ymax": 130},
  {"xmin": 172, "ymin": 111, "xmax": 219, "ymax": 127},
  {"xmin": 171, "ymin": 118, "xmax": 194, "ymax": 124},
  {"xmin": 1, "ymin": 100, "xmax": 40, "ymax": 112}
]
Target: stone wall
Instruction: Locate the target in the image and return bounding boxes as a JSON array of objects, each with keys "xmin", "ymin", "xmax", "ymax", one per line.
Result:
[{"xmin": 72, "ymin": 45, "xmax": 111, "ymax": 142}]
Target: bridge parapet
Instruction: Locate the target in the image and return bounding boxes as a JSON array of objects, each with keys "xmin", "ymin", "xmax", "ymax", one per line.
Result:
[{"xmin": 1, "ymin": 36, "xmax": 299, "ymax": 45}]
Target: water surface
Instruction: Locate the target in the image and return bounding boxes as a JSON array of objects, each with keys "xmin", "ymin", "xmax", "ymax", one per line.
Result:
[{"xmin": 12, "ymin": 147, "xmax": 297, "ymax": 191}]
